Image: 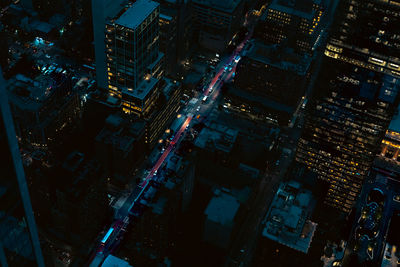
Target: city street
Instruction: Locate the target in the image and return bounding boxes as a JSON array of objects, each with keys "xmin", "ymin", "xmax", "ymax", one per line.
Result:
[{"xmin": 88, "ymin": 24, "xmax": 252, "ymax": 267}]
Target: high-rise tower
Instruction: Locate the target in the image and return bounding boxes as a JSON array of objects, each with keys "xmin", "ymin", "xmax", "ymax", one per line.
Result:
[
  {"xmin": 0, "ymin": 69, "xmax": 45, "ymax": 266},
  {"xmin": 296, "ymin": 0, "xmax": 400, "ymax": 212}
]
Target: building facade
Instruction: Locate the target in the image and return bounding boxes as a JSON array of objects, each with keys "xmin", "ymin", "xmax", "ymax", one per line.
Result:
[
  {"xmin": 255, "ymin": 0, "xmax": 324, "ymax": 55},
  {"xmin": 6, "ymin": 72, "xmax": 80, "ymax": 148},
  {"xmin": 324, "ymin": 0, "xmax": 400, "ymax": 77},
  {"xmin": 105, "ymin": 0, "xmax": 162, "ymax": 115},
  {"xmin": 232, "ymin": 41, "xmax": 311, "ymax": 125},
  {"xmin": 296, "ymin": 61, "xmax": 400, "ymax": 212},
  {"xmin": 0, "ymin": 70, "xmax": 45, "ymax": 266},
  {"xmin": 93, "ymin": 0, "xmax": 182, "ymax": 148},
  {"xmin": 92, "ymin": 0, "xmax": 126, "ymax": 90},
  {"xmin": 296, "ymin": 0, "xmax": 400, "ymax": 213},
  {"xmin": 192, "ymin": 0, "xmax": 245, "ymax": 52},
  {"xmin": 159, "ymin": 11, "xmax": 178, "ymax": 77}
]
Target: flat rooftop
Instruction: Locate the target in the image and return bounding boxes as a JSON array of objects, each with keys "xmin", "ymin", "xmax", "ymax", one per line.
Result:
[
  {"xmin": 123, "ymin": 76, "xmax": 158, "ymax": 100},
  {"xmin": 269, "ymin": 0, "xmax": 315, "ymax": 20},
  {"xmin": 96, "ymin": 115, "xmax": 145, "ymax": 152},
  {"xmin": 193, "ymin": 0, "xmax": 242, "ymax": 13},
  {"xmin": 262, "ymin": 181, "xmax": 317, "ymax": 253},
  {"xmin": 247, "ymin": 41, "xmax": 311, "ymax": 75},
  {"xmin": 160, "ymin": 13, "xmax": 173, "ymax": 21},
  {"xmin": 6, "ymin": 73, "xmax": 69, "ymax": 111},
  {"xmin": 205, "ymin": 188, "xmax": 240, "ymax": 226},
  {"xmin": 388, "ymin": 104, "xmax": 400, "ymax": 133},
  {"xmin": 102, "ymin": 255, "xmax": 132, "ymax": 267},
  {"xmin": 194, "ymin": 121, "xmax": 239, "ymax": 153},
  {"xmin": 115, "ymin": 0, "xmax": 159, "ymax": 29}
]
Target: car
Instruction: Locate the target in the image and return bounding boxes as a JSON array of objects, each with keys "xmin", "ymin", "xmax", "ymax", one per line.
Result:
[{"xmin": 196, "ymin": 106, "xmax": 201, "ymax": 112}]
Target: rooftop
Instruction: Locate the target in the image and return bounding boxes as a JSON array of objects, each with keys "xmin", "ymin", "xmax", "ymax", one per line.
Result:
[
  {"xmin": 204, "ymin": 188, "xmax": 240, "ymax": 226},
  {"xmin": 102, "ymin": 255, "xmax": 132, "ymax": 267},
  {"xmin": 162, "ymin": 77, "xmax": 180, "ymax": 100},
  {"xmin": 152, "ymin": 196, "xmax": 168, "ymax": 215},
  {"xmin": 192, "ymin": 0, "xmax": 242, "ymax": 13},
  {"xmin": 227, "ymin": 86, "xmax": 295, "ymax": 114},
  {"xmin": 6, "ymin": 72, "xmax": 70, "ymax": 111},
  {"xmin": 262, "ymin": 181, "xmax": 317, "ymax": 253},
  {"xmin": 269, "ymin": 0, "xmax": 315, "ymax": 20},
  {"xmin": 160, "ymin": 13, "xmax": 173, "ymax": 21},
  {"xmin": 247, "ymin": 41, "xmax": 311, "ymax": 75},
  {"xmin": 123, "ymin": 76, "xmax": 158, "ymax": 100},
  {"xmin": 388, "ymin": 103, "xmax": 400, "ymax": 133},
  {"xmin": 115, "ymin": 0, "xmax": 159, "ymax": 30},
  {"xmin": 96, "ymin": 115, "xmax": 145, "ymax": 152},
  {"xmin": 194, "ymin": 121, "xmax": 239, "ymax": 153}
]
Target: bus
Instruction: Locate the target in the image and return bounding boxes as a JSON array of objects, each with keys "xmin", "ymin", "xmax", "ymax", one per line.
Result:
[
  {"xmin": 101, "ymin": 228, "xmax": 114, "ymax": 244},
  {"xmin": 202, "ymin": 95, "xmax": 208, "ymax": 103}
]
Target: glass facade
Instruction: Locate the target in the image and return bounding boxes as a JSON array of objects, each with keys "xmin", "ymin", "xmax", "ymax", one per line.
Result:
[{"xmin": 106, "ymin": 5, "xmax": 160, "ymax": 97}]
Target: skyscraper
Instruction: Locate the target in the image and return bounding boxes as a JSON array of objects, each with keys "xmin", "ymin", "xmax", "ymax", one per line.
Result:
[
  {"xmin": 324, "ymin": 0, "xmax": 400, "ymax": 76},
  {"xmin": 192, "ymin": 0, "xmax": 245, "ymax": 52},
  {"xmin": 255, "ymin": 0, "xmax": 324, "ymax": 55},
  {"xmin": 296, "ymin": 0, "xmax": 400, "ymax": 212},
  {"xmin": 92, "ymin": 0, "xmax": 181, "ymax": 148},
  {"xmin": 105, "ymin": 0, "xmax": 163, "ymax": 117},
  {"xmin": 92, "ymin": 0, "xmax": 127, "ymax": 90},
  {"xmin": 0, "ymin": 69, "xmax": 45, "ymax": 266},
  {"xmin": 296, "ymin": 62, "xmax": 400, "ymax": 212}
]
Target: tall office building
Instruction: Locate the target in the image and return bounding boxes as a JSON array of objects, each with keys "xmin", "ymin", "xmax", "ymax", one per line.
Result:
[
  {"xmin": 296, "ymin": 0, "xmax": 400, "ymax": 212},
  {"xmin": 324, "ymin": 0, "xmax": 400, "ymax": 76},
  {"xmin": 255, "ymin": 0, "xmax": 324, "ymax": 55},
  {"xmin": 192, "ymin": 0, "xmax": 245, "ymax": 52},
  {"xmin": 93, "ymin": 0, "xmax": 181, "ymax": 148},
  {"xmin": 92, "ymin": 0, "xmax": 127, "ymax": 90},
  {"xmin": 156, "ymin": 0, "xmax": 193, "ymax": 76},
  {"xmin": 104, "ymin": 0, "xmax": 164, "ymax": 117},
  {"xmin": 232, "ymin": 40, "xmax": 312, "ymax": 125},
  {"xmin": 0, "ymin": 70, "xmax": 45, "ymax": 266},
  {"xmin": 296, "ymin": 62, "xmax": 400, "ymax": 212}
]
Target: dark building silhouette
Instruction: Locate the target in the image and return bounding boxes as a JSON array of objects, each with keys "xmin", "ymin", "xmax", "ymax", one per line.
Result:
[
  {"xmin": 0, "ymin": 69, "xmax": 45, "ymax": 266},
  {"xmin": 95, "ymin": 114, "xmax": 146, "ymax": 186},
  {"xmin": 157, "ymin": 0, "xmax": 193, "ymax": 77},
  {"xmin": 254, "ymin": 0, "xmax": 325, "ymax": 55},
  {"xmin": 232, "ymin": 41, "xmax": 311, "ymax": 125},
  {"xmin": 6, "ymin": 71, "xmax": 80, "ymax": 148},
  {"xmin": 192, "ymin": 0, "xmax": 245, "ymax": 52}
]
